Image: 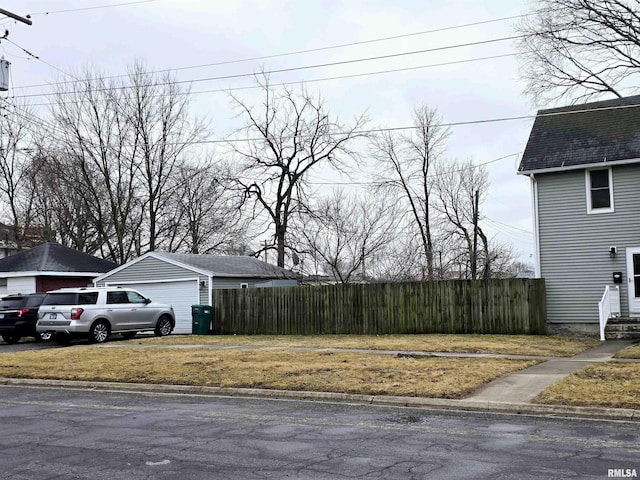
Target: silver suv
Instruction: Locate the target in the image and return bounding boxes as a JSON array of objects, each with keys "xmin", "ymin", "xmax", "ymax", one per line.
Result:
[{"xmin": 36, "ymin": 287, "xmax": 175, "ymax": 345}]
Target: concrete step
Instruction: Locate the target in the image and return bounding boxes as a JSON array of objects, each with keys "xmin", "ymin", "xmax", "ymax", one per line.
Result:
[
  {"xmin": 607, "ymin": 317, "xmax": 640, "ymax": 324},
  {"xmin": 605, "ymin": 320, "xmax": 640, "ymax": 340}
]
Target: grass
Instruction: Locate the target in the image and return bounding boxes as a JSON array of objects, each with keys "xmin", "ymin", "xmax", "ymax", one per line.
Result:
[
  {"xmin": 136, "ymin": 334, "xmax": 599, "ymax": 357},
  {"xmin": 535, "ymin": 362, "xmax": 640, "ymax": 409},
  {"xmin": 0, "ymin": 347, "xmax": 541, "ymax": 399},
  {"xmin": 615, "ymin": 343, "xmax": 640, "ymax": 359}
]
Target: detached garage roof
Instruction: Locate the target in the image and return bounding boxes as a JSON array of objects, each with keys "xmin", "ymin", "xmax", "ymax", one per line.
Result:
[
  {"xmin": 96, "ymin": 251, "xmax": 298, "ymax": 281},
  {"xmin": 154, "ymin": 252, "xmax": 297, "ymax": 278},
  {"xmin": 0, "ymin": 242, "xmax": 118, "ymax": 274}
]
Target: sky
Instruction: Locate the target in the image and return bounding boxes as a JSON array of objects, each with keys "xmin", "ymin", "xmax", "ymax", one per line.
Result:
[{"xmin": 0, "ymin": 0, "xmax": 537, "ymax": 264}]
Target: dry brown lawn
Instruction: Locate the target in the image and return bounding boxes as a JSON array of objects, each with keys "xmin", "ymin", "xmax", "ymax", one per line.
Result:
[
  {"xmin": 615, "ymin": 343, "xmax": 640, "ymax": 359},
  {"xmin": 0, "ymin": 347, "xmax": 540, "ymax": 399},
  {"xmin": 137, "ymin": 334, "xmax": 598, "ymax": 357},
  {"xmin": 535, "ymin": 362, "xmax": 640, "ymax": 409}
]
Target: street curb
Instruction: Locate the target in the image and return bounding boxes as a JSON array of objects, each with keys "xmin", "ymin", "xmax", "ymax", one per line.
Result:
[{"xmin": 1, "ymin": 377, "xmax": 638, "ymax": 422}]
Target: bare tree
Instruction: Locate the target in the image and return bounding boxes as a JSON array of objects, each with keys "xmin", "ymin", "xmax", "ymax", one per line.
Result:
[
  {"xmin": 47, "ymin": 69, "xmax": 143, "ymax": 263},
  {"xmin": 163, "ymin": 160, "xmax": 250, "ymax": 254},
  {"xmin": 0, "ymin": 100, "xmax": 42, "ymax": 248},
  {"xmin": 228, "ymin": 76, "xmax": 368, "ymax": 267},
  {"xmin": 296, "ymin": 189, "xmax": 399, "ymax": 283},
  {"xmin": 123, "ymin": 61, "xmax": 208, "ymax": 252},
  {"xmin": 39, "ymin": 63, "xmax": 214, "ymax": 262},
  {"xmin": 433, "ymin": 159, "xmax": 491, "ymax": 280},
  {"xmin": 28, "ymin": 150, "xmax": 102, "ymax": 253},
  {"xmin": 370, "ymin": 105, "xmax": 450, "ymax": 279},
  {"xmin": 516, "ymin": 0, "xmax": 640, "ymax": 105},
  {"xmin": 369, "ymin": 236, "xmax": 425, "ymax": 282}
]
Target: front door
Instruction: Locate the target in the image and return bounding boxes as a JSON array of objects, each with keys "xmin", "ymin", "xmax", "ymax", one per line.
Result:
[{"xmin": 626, "ymin": 248, "xmax": 640, "ymax": 314}]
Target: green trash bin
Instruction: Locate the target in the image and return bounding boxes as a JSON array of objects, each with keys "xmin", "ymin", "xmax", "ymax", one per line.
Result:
[{"xmin": 191, "ymin": 305, "xmax": 213, "ymax": 335}]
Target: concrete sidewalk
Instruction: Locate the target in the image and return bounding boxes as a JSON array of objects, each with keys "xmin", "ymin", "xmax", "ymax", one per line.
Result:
[{"xmin": 467, "ymin": 340, "xmax": 636, "ymax": 403}]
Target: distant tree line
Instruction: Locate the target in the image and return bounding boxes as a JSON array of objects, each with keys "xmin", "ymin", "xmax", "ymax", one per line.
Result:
[{"xmin": 0, "ymin": 61, "xmax": 527, "ymax": 281}]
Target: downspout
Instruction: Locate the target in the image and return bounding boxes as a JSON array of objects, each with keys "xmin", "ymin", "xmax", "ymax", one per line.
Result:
[
  {"xmin": 529, "ymin": 173, "xmax": 541, "ymax": 278},
  {"xmin": 208, "ymin": 274, "xmax": 213, "ymax": 306}
]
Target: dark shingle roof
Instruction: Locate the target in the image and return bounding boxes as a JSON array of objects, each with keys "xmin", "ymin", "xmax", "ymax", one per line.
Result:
[
  {"xmin": 518, "ymin": 95, "xmax": 640, "ymax": 173},
  {"xmin": 0, "ymin": 243, "xmax": 118, "ymax": 273},
  {"xmin": 153, "ymin": 252, "xmax": 298, "ymax": 279}
]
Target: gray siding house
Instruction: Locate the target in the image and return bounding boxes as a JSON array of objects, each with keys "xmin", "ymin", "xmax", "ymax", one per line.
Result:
[
  {"xmin": 518, "ymin": 95, "xmax": 640, "ymax": 336},
  {"xmin": 94, "ymin": 252, "xmax": 298, "ymax": 333}
]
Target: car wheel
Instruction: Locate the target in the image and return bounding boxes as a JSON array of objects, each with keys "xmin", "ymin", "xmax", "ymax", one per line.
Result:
[
  {"xmin": 121, "ymin": 332, "xmax": 137, "ymax": 339},
  {"xmin": 154, "ymin": 315, "xmax": 173, "ymax": 337},
  {"xmin": 2, "ymin": 334, "xmax": 20, "ymax": 344},
  {"xmin": 37, "ymin": 332, "xmax": 53, "ymax": 342},
  {"xmin": 89, "ymin": 320, "xmax": 110, "ymax": 344},
  {"xmin": 53, "ymin": 333, "xmax": 72, "ymax": 345}
]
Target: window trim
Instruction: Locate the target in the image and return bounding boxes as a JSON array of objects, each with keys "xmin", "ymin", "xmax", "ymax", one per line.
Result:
[{"xmin": 585, "ymin": 167, "xmax": 614, "ymax": 214}]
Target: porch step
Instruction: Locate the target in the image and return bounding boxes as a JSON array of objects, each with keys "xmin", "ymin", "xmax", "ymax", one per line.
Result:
[{"xmin": 605, "ymin": 318, "xmax": 640, "ymax": 340}]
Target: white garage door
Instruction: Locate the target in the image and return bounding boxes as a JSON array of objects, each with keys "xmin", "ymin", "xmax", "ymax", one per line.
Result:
[{"xmin": 107, "ymin": 279, "xmax": 200, "ymax": 334}]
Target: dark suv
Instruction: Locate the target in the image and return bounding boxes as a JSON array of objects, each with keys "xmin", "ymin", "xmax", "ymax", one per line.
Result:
[{"xmin": 0, "ymin": 293, "xmax": 48, "ymax": 344}]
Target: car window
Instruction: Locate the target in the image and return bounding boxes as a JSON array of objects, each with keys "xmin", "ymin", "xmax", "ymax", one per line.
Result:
[
  {"xmin": 42, "ymin": 293, "xmax": 78, "ymax": 305},
  {"xmin": 126, "ymin": 291, "xmax": 147, "ymax": 304},
  {"xmin": 78, "ymin": 292, "xmax": 99, "ymax": 305},
  {"xmin": 25, "ymin": 295, "xmax": 46, "ymax": 307},
  {"xmin": 107, "ymin": 291, "xmax": 129, "ymax": 304},
  {"xmin": 0, "ymin": 298, "xmax": 23, "ymax": 308}
]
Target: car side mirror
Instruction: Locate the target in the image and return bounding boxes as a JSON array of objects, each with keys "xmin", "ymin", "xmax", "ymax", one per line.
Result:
[{"xmin": 144, "ymin": 298, "xmax": 152, "ymax": 304}]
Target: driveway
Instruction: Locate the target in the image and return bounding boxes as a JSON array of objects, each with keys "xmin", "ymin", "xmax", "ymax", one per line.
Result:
[
  {"xmin": 0, "ymin": 333, "xmax": 151, "ymax": 352},
  {"xmin": 0, "ymin": 337, "xmax": 58, "ymax": 353}
]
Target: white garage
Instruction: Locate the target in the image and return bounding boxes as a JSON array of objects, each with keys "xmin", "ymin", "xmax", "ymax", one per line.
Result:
[{"xmin": 106, "ymin": 279, "xmax": 199, "ymax": 334}]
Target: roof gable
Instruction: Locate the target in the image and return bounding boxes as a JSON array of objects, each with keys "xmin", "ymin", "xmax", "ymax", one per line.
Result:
[
  {"xmin": 518, "ymin": 95, "xmax": 640, "ymax": 174},
  {"xmin": 152, "ymin": 252, "xmax": 298, "ymax": 279},
  {"xmin": 95, "ymin": 251, "xmax": 298, "ymax": 283},
  {"xmin": 0, "ymin": 243, "xmax": 118, "ymax": 273}
]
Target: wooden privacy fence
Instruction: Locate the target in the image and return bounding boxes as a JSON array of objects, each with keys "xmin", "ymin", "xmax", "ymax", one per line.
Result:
[{"xmin": 211, "ymin": 279, "xmax": 547, "ymax": 335}]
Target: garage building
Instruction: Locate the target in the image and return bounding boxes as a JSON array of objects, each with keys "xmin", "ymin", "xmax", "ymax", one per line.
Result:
[{"xmin": 93, "ymin": 252, "xmax": 298, "ymax": 333}]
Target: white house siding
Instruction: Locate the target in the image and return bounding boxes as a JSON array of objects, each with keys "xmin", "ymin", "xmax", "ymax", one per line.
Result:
[
  {"xmin": 537, "ymin": 164, "xmax": 640, "ymax": 323},
  {"xmin": 7, "ymin": 276, "xmax": 36, "ymax": 295}
]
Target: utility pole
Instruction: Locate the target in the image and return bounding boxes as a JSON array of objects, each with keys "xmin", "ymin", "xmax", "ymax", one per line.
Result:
[
  {"xmin": 0, "ymin": 8, "xmax": 32, "ymax": 26},
  {"xmin": 472, "ymin": 189, "xmax": 479, "ymax": 280}
]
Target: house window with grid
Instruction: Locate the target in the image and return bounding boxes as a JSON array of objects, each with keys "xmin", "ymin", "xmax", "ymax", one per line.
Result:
[{"xmin": 586, "ymin": 168, "xmax": 614, "ymax": 213}]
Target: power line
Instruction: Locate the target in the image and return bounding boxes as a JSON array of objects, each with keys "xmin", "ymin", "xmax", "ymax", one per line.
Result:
[
  {"xmin": 9, "ymin": 34, "xmax": 523, "ymax": 100},
  {"xmin": 484, "ymin": 216, "xmax": 532, "ymax": 235},
  {"xmin": 207, "ymin": 114, "xmax": 536, "ymax": 146},
  {"xmin": 0, "ymin": 98, "xmax": 67, "ymax": 139},
  {"xmin": 28, "ymin": 0, "xmax": 158, "ymax": 16},
  {"xmin": 305, "ymin": 152, "xmax": 521, "ymax": 186},
  {"xmin": 8, "ymin": 96, "xmax": 640, "ymax": 148},
  {"xmin": 4, "ymin": 38, "xmax": 78, "ymax": 81},
  {"xmin": 14, "ymin": 12, "xmax": 531, "ymax": 90},
  {"xmin": 20, "ymin": 53, "xmax": 515, "ymax": 108},
  {"xmin": 484, "ymin": 218, "xmax": 534, "ymax": 244}
]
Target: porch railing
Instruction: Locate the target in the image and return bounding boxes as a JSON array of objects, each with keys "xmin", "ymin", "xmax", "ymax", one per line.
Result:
[{"xmin": 599, "ymin": 285, "xmax": 621, "ymax": 341}]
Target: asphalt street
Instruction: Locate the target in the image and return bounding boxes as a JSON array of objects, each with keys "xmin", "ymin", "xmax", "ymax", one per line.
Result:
[{"xmin": 0, "ymin": 385, "xmax": 637, "ymax": 479}]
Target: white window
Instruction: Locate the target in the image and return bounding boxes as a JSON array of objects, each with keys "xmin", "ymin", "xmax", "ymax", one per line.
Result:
[{"xmin": 585, "ymin": 168, "xmax": 614, "ymax": 214}]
